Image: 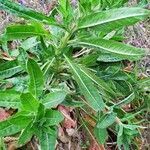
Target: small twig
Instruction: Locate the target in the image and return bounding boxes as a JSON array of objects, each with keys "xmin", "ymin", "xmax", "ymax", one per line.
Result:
[{"xmin": 73, "ymin": 48, "xmax": 92, "ymax": 58}]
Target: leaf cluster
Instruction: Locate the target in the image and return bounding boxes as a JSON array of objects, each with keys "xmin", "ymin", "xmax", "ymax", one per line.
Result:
[{"xmin": 0, "ymin": 0, "xmax": 149, "ymax": 149}]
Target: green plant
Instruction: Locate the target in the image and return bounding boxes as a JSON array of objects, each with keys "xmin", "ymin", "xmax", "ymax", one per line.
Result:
[{"xmin": 0, "ymin": 0, "xmax": 149, "ymax": 149}]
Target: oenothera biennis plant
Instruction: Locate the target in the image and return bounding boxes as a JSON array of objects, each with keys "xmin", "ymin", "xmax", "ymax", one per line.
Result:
[{"xmin": 0, "ymin": 0, "xmax": 149, "ymax": 149}]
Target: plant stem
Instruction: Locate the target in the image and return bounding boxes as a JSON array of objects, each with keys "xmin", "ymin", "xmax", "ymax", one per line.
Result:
[{"xmin": 57, "ymin": 25, "xmax": 76, "ymax": 56}]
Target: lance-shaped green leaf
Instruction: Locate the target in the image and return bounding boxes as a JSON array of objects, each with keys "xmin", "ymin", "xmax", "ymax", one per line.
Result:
[
  {"xmin": 0, "ymin": 121, "xmax": 22, "ymax": 137},
  {"xmin": 0, "ymin": 115, "xmax": 31, "ymax": 137},
  {"xmin": 20, "ymin": 93, "xmax": 39, "ymax": 113},
  {"xmin": 70, "ymin": 38, "xmax": 145, "ymax": 60},
  {"xmin": 113, "ymin": 93, "xmax": 135, "ymax": 108},
  {"xmin": 64, "ymin": 55, "xmax": 105, "ymax": 112},
  {"xmin": 38, "ymin": 128, "xmax": 57, "ymax": 150},
  {"xmin": 62, "ymin": 99, "xmax": 84, "ymax": 108},
  {"xmin": 1, "ymin": 23, "xmax": 48, "ymax": 41},
  {"xmin": 21, "ymin": 37, "xmax": 39, "ymax": 51},
  {"xmin": 18, "ymin": 104, "xmax": 45, "ymax": 146},
  {"xmin": 0, "ymin": 60, "xmax": 22, "ymax": 79},
  {"xmin": 94, "ymin": 127, "xmax": 108, "ymax": 144},
  {"xmin": 42, "ymin": 91, "xmax": 67, "ymax": 108},
  {"xmin": 35, "ymin": 103, "xmax": 46, "ymax": 121},
  {"xmin": 78, "ymin": 7, "xmax": 150, "ymax": 31},
  {"xmin": 97, "ymin": 112, "xmax": 117, "ymax": 128},
  {"xmin": 0, "ymin": 90, "xmax": 21, "ymax": 109},
  {"xmin": 27, "ymin": 59, "xmax": 44, "ymax": 98},
  {"xmin": 117, "ymin": 124, "xmax": 124, "ymax": 149},
  {"xmin": 0, "ymin": 0, "xmax": 57, "ymax": 26},
  {"xmin": 44, "ymin": 109, "xmax": 64, "ymax": 126},
  {"xmin": 78, "ymin": 65, "xmax": 115, "ymax": 95},
  {"xmin": 97, "ymin": 52, "xmax": 124, "ymax": 62},
  {"xmin": 18, "ymin": 122, "xmax": 34, "ymax": 146}
]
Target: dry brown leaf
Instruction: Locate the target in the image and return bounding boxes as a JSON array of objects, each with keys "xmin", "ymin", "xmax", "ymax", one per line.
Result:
[
  {"xmin": 58, "ymin": 105, "xmax": 76, "ymax": 129},
  {"xmin": 58, "ymin": 126, "xmax": 70, "ymax": 143},
  {"xmin": 0, "ymin": 108, "xmax": 10, "ymax": 121},
  {"xmin": 82, "ymin": 114, "xmax": 96, "ymax": 127},
  {"xmin": 123, "ymin": 62, "xmax": 133, "ymax": 72}
]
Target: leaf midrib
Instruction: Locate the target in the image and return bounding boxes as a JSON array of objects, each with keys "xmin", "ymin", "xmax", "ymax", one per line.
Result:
[
  {"xmin": 0, "ymin": 66, "xmax": 22, "ymax": 73},
  {"xmin": 79, "ymin": 11, "xmax": 147, "ymax": 29},
  {"xmin": 65, "ymin": 56, "xmax": 102, "ymax": 111},
  {"xmin": 79, "ymin": 66, "xmax": 114, "ymax": 94},
  {"xmin": 6, "ymin": 31, "xmax": 47, "ymax": 36},
  {"xmin": 77, "ymin": 41, "xmax": 142, "ymax": 56}
]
